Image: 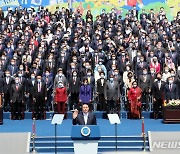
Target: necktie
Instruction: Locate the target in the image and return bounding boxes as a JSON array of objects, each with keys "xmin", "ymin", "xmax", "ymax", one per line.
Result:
[
  {"xmin": 16, "ymin": 84, "xmax": 18, "ymax": 90},
  {"xmin": 84, "ymin": 114, "xmax": 88, "ymax": 125},
  {"xmin": 169, "ymin": 84, "xmax": 172, "ymax": 91},
  {"xmin": 38, "ymin": 83, "xmax": 41, "ymax": 92}
]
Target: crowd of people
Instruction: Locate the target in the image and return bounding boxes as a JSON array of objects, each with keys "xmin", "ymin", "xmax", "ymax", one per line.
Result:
[{"xmin": 0, "ymin": 5, "xmax": 179, "ymax": 120}]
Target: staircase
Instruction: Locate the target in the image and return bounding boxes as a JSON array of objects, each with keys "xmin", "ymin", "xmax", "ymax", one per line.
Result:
[{"xmin": 30, "ymin": 136, "xmax": 149, "ymax": 153}]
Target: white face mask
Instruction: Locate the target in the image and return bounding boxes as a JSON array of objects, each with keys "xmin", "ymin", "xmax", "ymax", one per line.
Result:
[{"xmin": 169, "ymin": 80, "xmax": 173, "ymax": 84}]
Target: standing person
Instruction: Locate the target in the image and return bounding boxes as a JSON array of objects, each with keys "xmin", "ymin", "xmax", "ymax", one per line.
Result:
[
  {"xmin": 68, "ymin": 70, "xmax": 81, "ymax": 110},
  {"xmin": 3, "ymin": 71, "xmax": 13, "ymax": 112},
  {"xmin": 43, "ymin": 70, "xmax": 53, "ymax": 111},
  {"xmin": 96, "ymin": 72, "xmax": 107, "ymax": 111},
  {"xmin": 138, "ymin": 68, "xmax": 152, "ymax": 111},
  {"xmin": 72, "ymin": 103, "xmax": 97, "ymax": 125},
  {"xmin": 33, "ymin": 75, "xmax": 47, "ymax": 120},
  {"xmin": 128, "ymin": 81, "xmax": 142, "ymax": 119},
  {"xmin": 79, "ymin": 79, "xmax": 92, "ymax": 109},
  {"xmin": 104, "ymin": 75, "xmax": 120, "ymax": 114},
  {"xmin": 164, "ymin": 76, "xmax": 179, "ymax": 103},
  {"xmin": 10, "ymin": 77, "xmax": 24, "ymax": 120},
  {"xmin": 152, "ymin": 73, "xmax": 165, "ymax": 119},
  {"xmin": 54, "ymin": 81, "xmax": 67, "ymax": 114}
]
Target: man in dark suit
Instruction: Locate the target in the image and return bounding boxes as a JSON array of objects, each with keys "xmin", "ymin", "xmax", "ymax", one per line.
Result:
[
  {"xmin": 164, "ymin": 77, "xmax": 179, "ymax": 102},
  {"xmin": 42, "ymin": 70, "xmax": 53, "ymax": 111},
  {"xmin": 10, "ymin": 77, "xmax": 24, "ymax": 120},
  {"xmin": 72, "ymin": 103, "xmax": 97, "ymax": 125},
  {"xmin": 68, "ymin": 70, "xmax": 81, "ymax": 110},
  {"xmin": 138, "ymin": 68, "xmax": 152, "ymax": 111},
  {"xmin": 33, "ymin": 75, "xmax": 47, "ymax": 120},
  {"xmin": 96, "ymin": 72, "xmax": 107, "ymax": 111},
  {"xmin": 152, "ymin": 73, "xmax": 165, "ymax": 119},
  {"xmin": 3, "ymin": 70, "xmax": 13, "ymax": 111}
]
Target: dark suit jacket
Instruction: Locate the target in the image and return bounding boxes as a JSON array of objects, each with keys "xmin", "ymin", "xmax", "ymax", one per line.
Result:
[
  {"xmin": 138, "ymin": 75, "xmax": 152, "ymax": 92},
  {"xmin": 68, "ymin": 77, "xmax": 81, "ymax": 94},
  {"xmin": 72, "ymin": 112, "xmax": 97, "ymax": 125},
  {"xmin": 10, "ymin": 84, "xmax": 24, "ymax": 102},
  {"xmin": 96, "ymin": 78, "xmax": 106, "ymax": 94},
  {"xmin": 33, "ymin": 82, "xmax": 47, "ymax": 99},
  {"xmin": 152, "ymin": 80, "xmax": 165, "ymax": 99},
  {"xmin": 164, "ymin": 83, "xmax": 178, "ymax": 101}
]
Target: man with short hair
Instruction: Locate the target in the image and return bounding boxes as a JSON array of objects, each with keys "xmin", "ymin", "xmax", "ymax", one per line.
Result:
[{"xmin": 72, "ymin": 103, "xmax": 97, "ymax": 125}]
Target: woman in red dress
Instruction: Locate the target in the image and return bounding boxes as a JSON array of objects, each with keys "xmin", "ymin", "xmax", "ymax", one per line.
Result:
[
  {"xmin": 128, "ymin": 81, "xmax": 142, "ymax": 119},
  {"xmin": 54, "ymin": 82, "xmax": 67, "ymax": 114}
]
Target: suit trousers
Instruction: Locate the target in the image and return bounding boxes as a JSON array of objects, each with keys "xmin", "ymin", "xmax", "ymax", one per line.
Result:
[
  {"xmin": 4, "ymin": 92, "xmax": 11, "ymax": 111},
  {"xmin": 70, "ymin": 92, "xmax": 79, "ymax": 110},
  {"xmin": 11, "ymin": 100, "xmax": 22, "ymax": 117},
  {"xmin": 141, "ymin": 92, "xmax": 150, "ymax": 110},
  {"xmin": 57, "ymin": 102, "xmax": 66, "ymax": 114},
  {"xmin": 153, "ymin": 98, "xmax": 163, "ymax": 115},
  {"xmin": 98, "ymin": 94, "xmax": 106, "ymax": 111},
  {"xmin": 34, "ymin": 95, "xmax": 45, "ymax": 118}
]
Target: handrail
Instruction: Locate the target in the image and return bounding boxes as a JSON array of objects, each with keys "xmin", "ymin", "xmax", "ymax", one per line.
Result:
[{"xmin": 142, "ymin": 116, "xmax": 146, "ymax": 151}]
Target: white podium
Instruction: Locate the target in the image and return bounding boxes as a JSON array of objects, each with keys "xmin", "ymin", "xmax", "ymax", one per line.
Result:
[{"xmin": 71, "ymin": 125, "xmax": 100, "ymax": 154}]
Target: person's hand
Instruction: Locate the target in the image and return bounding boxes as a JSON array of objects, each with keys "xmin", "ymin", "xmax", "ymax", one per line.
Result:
[
  {"xmin": 73, "ymin": 109, "xmax": 78, "ymax": 119},
  {"xmin": 153, "ymin": 98, "xmax": 156, "ymax": 102},
  {"xmin": 45, "ymin": 97, "xmax": 47, "ymax": 101}
]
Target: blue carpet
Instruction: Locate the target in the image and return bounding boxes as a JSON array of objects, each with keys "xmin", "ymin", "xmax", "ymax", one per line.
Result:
[{"xmin": 0, "ymin": 119, "xmax": 180, "ymax": 136}]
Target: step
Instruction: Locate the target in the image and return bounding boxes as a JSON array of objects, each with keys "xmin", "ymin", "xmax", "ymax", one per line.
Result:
[
  {"xmin": 33, "ymin": 146, "xmax": 150, "ymax": 153},
  {"xmin": 3, "ymin": 111, "xmax": 154, "ymax": 119}
]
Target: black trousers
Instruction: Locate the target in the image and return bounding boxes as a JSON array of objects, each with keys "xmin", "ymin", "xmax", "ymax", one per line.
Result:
[
  {"xmin": 4, "ymin": 92, "xmax": 10, "ymax": 111},
  {"xmin": 34, "ymin": 95, "xmax": 45, "ymax": 119},
  {"xmin": 153, "ymin": 98, "xmax": 162, "ymax": 115},
  {"xmin": 141, "ymin": 92, "xmax": 149, "ymax": 110},
  {"xmin": 69, "ymin": 92, "xmax": 79, "ymax": 110},
  {"xmin": 98, "ymin": 94, "xmax": 107, "ymax": 111},
  {"xmin": 11, "ymin": 100, "xmax": 23, "ymax": 118},
  {"xmin": 107, "ymin": 100, "xmax": 118, "ymax": 114}
]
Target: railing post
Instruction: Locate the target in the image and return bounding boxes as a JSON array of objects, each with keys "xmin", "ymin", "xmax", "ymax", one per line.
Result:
[
  {"xmin": 142, "ymin": 117, "xmax": 146, "ymax": 151},
  {"xmin": 32, "ymin": 118, "xmax": 37, "ymax": 153}
]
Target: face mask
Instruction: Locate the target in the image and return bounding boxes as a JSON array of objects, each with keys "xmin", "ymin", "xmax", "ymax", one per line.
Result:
[
  {"xmin": 165, "ymin": 70, "xmax": 169, "ymax": 73},
  {"xmin": 15, "ymin": 80, "xmax": 19, "ymax": 84},
  {"xmin": 73, "ymin": 73, "xmax": 77, "ymax": 76},
  {"xmin": 37, "ymin": 79, "xmax": 41, "ymax": 82},
  {"xmin": 157, "ymin": 77, "xmax": 161, "ymax": 81},
  {"xmin": 58, "ymin": 84, "xmax": 63, "ymax": 88},
  {"xmin": 20, "ymin": 67, "xmax": 23, "ymax": 70},
  {"xmin": 114, "ymin": 72, "xmax": 118, "ymax": 75},
  {"xmin": 58, "ymin": 73, "xmax": 62, "ymax": 77},
  {"xmin": 99, "ymin": 62, "xmax": 102, "ymax": 65},
  {"xmin": 110, "ymin": 78, "xmax": 114, "ymax": 82},
  {"xmin": 101, "ymin": 75, "xmax": 104, "ymax": 78},
  {"xmin": 18, "ymin": 74, "xmax": 22, "ymax": 77},
  {"xmin": 133, "ymin": 84, "xmax": 137, "ymax": 88},
  {"xmin": 31, "ymin": 76, "xmax": 35, "ymax": 79},
  {"xmin": 6, "ymin": 74, "xmax": 10, "ymax": 77},
  {"xmin": 87, "ymin": 73, "xmax": 91, "ymax": 76},
  {"xmin": 46, "ymin": 73, "xmax": 49, "ymax": 76},
  {"xmin": 143, "ymin": 72, "xmax": 147, "ymax": 75},
  {"xmin": 169, "ymin": 80, "xmax": 173, "ymax": 84},
  {"xmin": 171, "ymin": 74, "xmax": 175, "ymax": 77}
]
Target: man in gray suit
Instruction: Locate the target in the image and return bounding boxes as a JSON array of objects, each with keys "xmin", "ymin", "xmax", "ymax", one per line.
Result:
[
  {"xmin": 53, "ymin": 68, "xmax": 67, "ymax": 92},
  {"xmin": 104, "ymin": 74, "xmax": 120, "ymax": 113}
]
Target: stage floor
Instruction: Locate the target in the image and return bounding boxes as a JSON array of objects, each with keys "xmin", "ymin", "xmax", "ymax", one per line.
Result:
[{"xmin": 0, "ymin": 119, "xmax": 180, "ymax": 136}]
